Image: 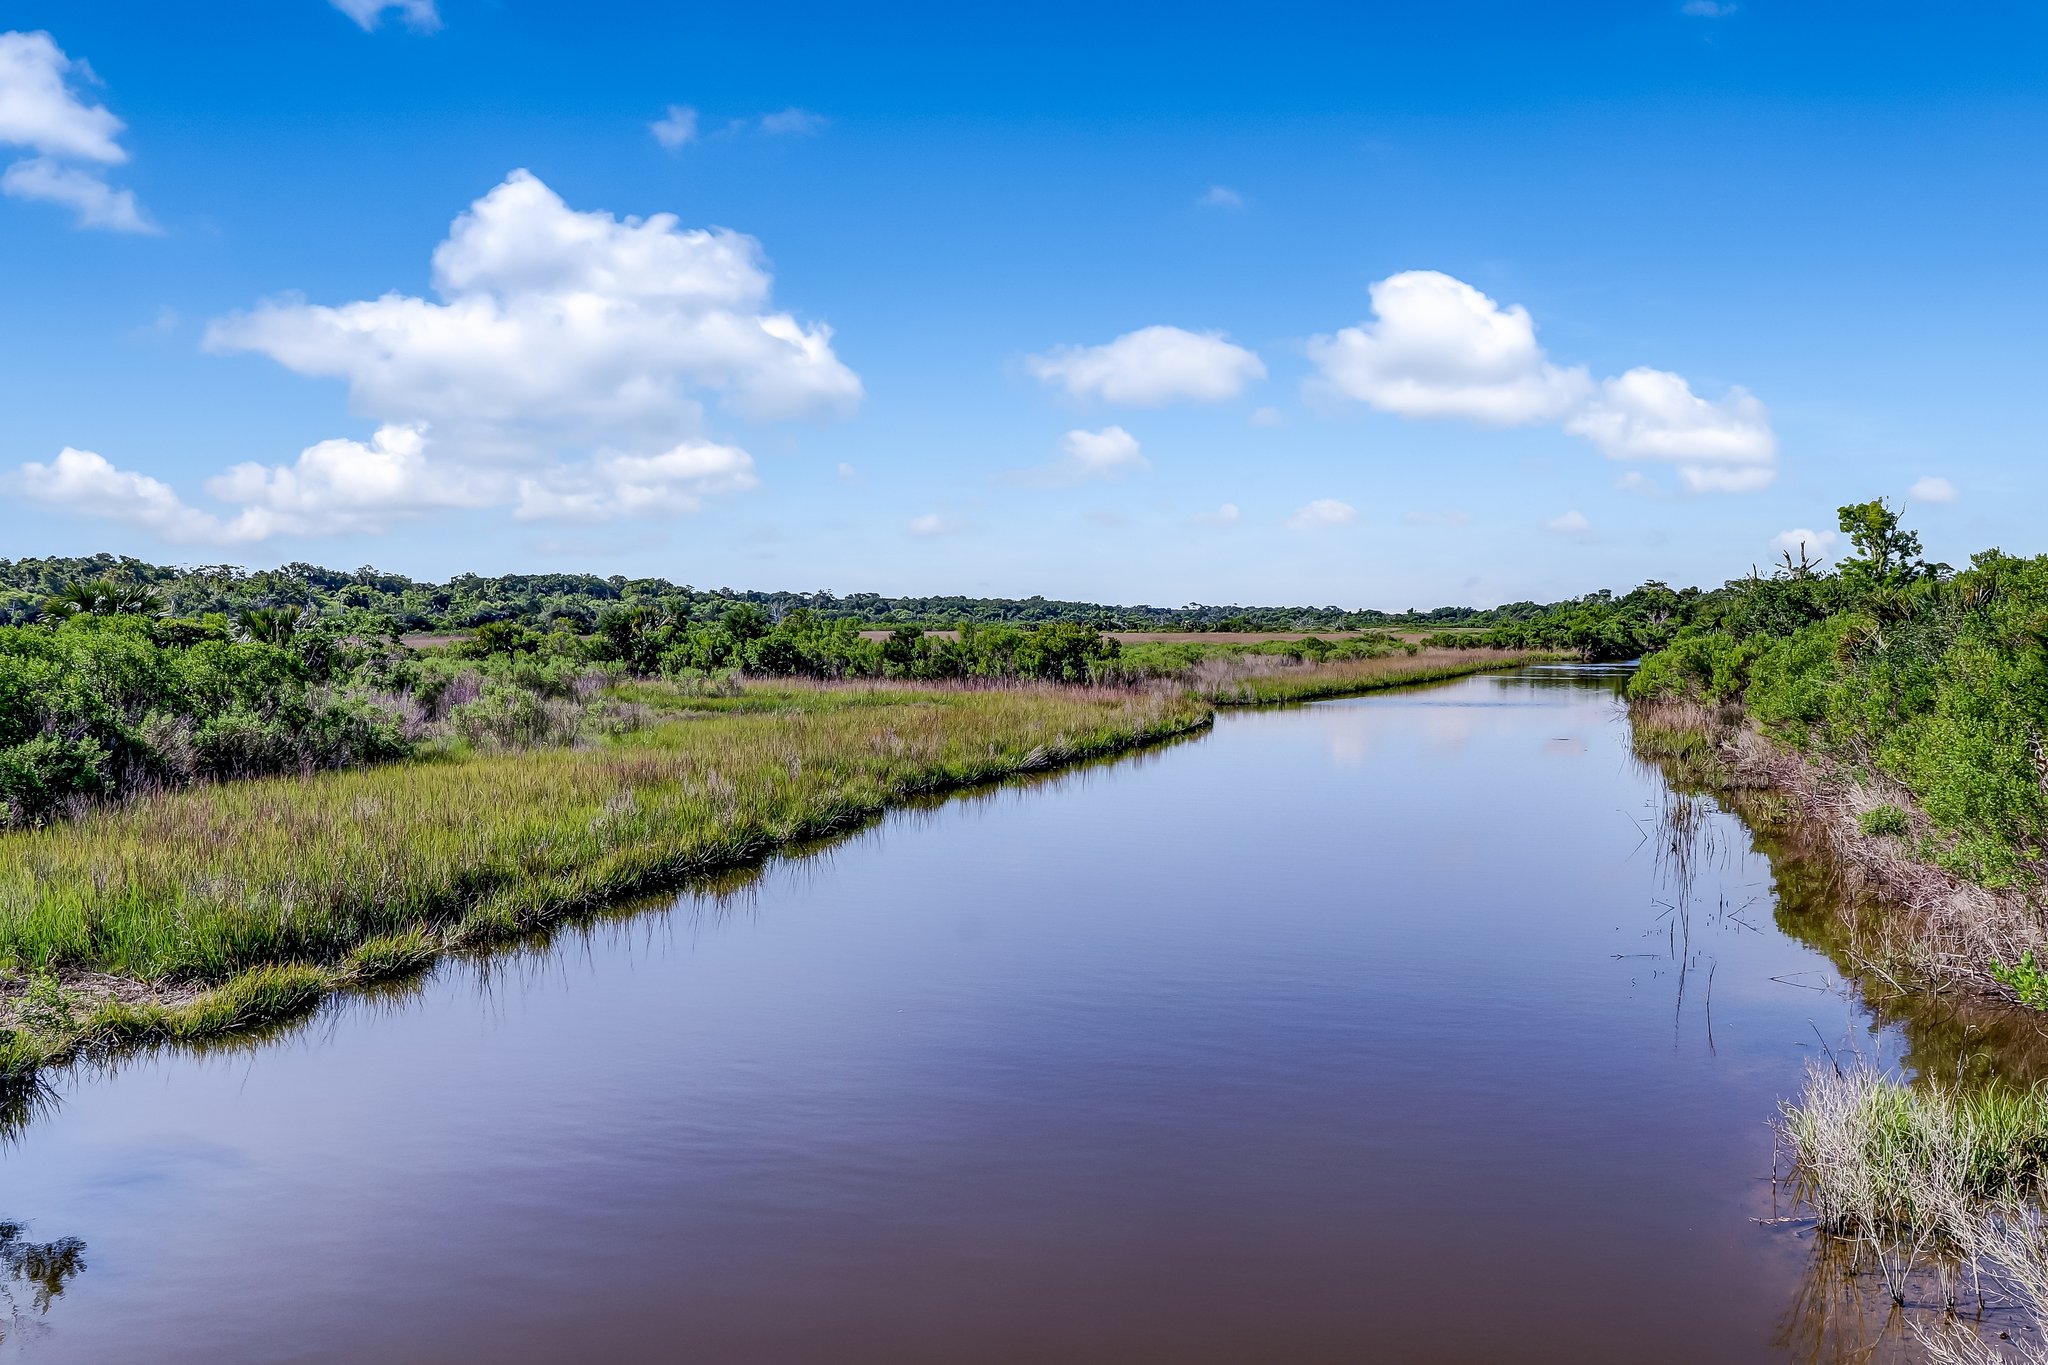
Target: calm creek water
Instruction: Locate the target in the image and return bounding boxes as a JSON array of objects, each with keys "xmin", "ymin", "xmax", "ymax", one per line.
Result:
[{"xmin": 2, "ymin": 664, "xmax": 2031, "ymax": 1362}]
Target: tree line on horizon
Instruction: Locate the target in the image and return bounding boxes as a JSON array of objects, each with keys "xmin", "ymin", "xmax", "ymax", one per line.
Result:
[{"xmin": 0, "ymin": 554, "xmax": 1562, "ymax": 636}]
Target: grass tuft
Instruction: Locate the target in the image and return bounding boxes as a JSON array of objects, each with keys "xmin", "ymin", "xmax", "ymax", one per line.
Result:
[{"xmin": 343, "ymin": 929, "xmax": 438, "ymax": 983}]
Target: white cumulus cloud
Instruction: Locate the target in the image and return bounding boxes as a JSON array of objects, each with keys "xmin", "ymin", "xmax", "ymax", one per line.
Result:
[
  {"xmin": 0, "ymin": 30, "xmax": 152, "ymax": 232},
  {"xmin": 1306, "ymin": 270, "xmax": 1591, "ymax": 425},
  {"xmin": 513, "ymin": 441, "xmax": 758, "ymax": 522},
  {"xmin": 1059, "ymin": 426, "xmax": 1147, "ymax": 479},
  {"xmin": 0, "ymin": 31, "xmax": 124, "ymax": 161},
  {"xmin": 6, "ymin": 447, "xmax": 246, "ymax": 544},
  {"xmin": 329, "ymin": 0, "xmax": 441, "ymax": 32},
  {"xmin": 2, "ymin": 156, "xmax": 151, "ymax": 232},
  {"xmin": 1286, "ymin": 498, "xmax": 1357, "ymax": 531},
  {"xmin": 1308, "ymin": 270, "xmax": 1779, "ymax": 493},
  {"xmin": 208, "ymin": 169, "xmax": 861, "ymax": 436},
  {"xmin": 1770, "ymin": 527, "xmax": 1838, "ymax": 562},
  {"xmin": 11, "ymin": 171, "xmax": 852, "ymax": 544},
  {"xmin": 1564, "ymin": 367, "xmax": 1776, "ymax": 493},
  {"xmin": 204, "ymin": 424, "xmax": 494, "ymax": 538},
  {"xmin": 1909, "ymin": 475, "xmax": 1958, "ymax": 504},
  {"xmin": 1195, "ymin": 502, "xmax": 1242, "ymax": 525},
  {"xmin": 1027, "ymin": 326, "xmax": 1266, "ymax": 406},
  {"xmin": 1543, "ymin": 510, "xmax": 1591, "ymax": 534}
]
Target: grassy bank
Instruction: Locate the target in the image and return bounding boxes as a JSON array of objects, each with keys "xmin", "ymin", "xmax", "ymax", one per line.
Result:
[
  {"xmin": 1194, "ymin": 648, "xmax": 1555, "ymax": 705},
  {"xmin": 0, "ymin": 651, "xmax": 1542, "ymax": 1102},
  {"xmin": 0, "ymin": 681, "xmax": 1209, "ymax": 1097},
  {"xmin": 1631, "ymin": 696, "xmax": 2048, "ymax": 1006}
]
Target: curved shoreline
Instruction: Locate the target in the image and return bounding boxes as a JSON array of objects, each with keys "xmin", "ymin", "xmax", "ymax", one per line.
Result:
[
  {"xmin": 0, "ymin": 656, "xmax": 1546, "ymax": 1114},
  {"xmin": 1629, "ymin": 697, "xmax": 2047, "ymax": 1008}
]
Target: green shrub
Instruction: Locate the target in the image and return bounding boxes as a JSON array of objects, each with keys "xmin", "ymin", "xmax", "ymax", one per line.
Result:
[
  {"xmin": 0, "ymin": 734, "xmax": 111, "ymax": 826},
  {"xmin": 1991, "ymin": 951, "xmax": 2048, "ymax": 1010},
  {"xmin": 1858, "ymin": 804, "xmax": 1911, "ymax": 837}
]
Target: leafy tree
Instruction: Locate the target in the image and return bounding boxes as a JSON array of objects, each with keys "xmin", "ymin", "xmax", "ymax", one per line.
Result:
[{"xmin": 1836, "ymin": 498, "xmax": 1931, "ymax": 591}]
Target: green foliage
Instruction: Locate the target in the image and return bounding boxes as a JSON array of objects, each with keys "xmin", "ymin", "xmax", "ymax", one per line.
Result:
[
  {"xmin": 1858, "ymin": 804, "xmax": 1911, "ymax": 838},
  {"xmin": 0, "ymin": 587, "xmax": 615, "ymax": 827},
  {"xmin": 0, "ymin": 551, "xmax": 1708, "ymax": 638},
  {"xmin": 16, "ymin": 972, "xmax": 78, "ymax": 1037},
  {"xmin": 42, "ymin": 577, "xmax": 164, "ymax": 620},
  {"xmin": 1836, "ymin": 497, "xmax": 1936, "ymax": 592},
  {"xmin": 1991, "ymin": 951, "xmax": 2048, "ymax": 1010},
  {"xmin": 1632, "ymin": 503, "xmax": 2048, "ymax": 888}
]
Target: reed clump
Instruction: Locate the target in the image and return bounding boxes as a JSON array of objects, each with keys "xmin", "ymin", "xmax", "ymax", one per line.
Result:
[
  {"xmin": 0, "ymin": 681, "xmax": 1209, "ymax": 1095},
  {"xmin": 1781, "ymin": 1062, "xmax": 2048, "ymax": 1360}
]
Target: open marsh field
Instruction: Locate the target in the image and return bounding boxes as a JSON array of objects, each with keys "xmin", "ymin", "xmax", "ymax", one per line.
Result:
[{"xmin": 3, "ymin": 663, "xmax": 2033, "ymax": 1362}]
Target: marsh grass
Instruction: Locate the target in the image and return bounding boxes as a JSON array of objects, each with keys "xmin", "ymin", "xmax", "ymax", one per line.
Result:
[
  {"xmin": 1194, "ymin": 648, "xmax": 1552, "ymax": 705},
  {"xmin": 0, "ymin": 681, "xmax": 1208, "ymax": 1095},
  {"xmin": 1782, "ymin": 1063, "xmax": 2048, "ymax": 1360}
]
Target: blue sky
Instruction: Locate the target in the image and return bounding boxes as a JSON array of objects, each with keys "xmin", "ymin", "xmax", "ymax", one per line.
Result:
[{"xmin": 1, "ymin": 1, "xmax": 2042, "ymax": 608}]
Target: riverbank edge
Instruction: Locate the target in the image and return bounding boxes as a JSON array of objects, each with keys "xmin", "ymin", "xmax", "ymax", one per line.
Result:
[
  {"xmin": 1629, "ymin": 697, "xmax": 2047, "ymax": 1006},
  {"xmin": 0, "ymin": 654, "xmax": 1548, "ymax": 1108},
  {"xmin": 0, "ymin": 697, "xmax": 1217, "ymax": 1107}
]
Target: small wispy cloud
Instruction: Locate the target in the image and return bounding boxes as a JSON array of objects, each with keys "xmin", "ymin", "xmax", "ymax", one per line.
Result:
[
  {"xmin": 1770, "ymin": 527, "xmax": 1838, "ymax": 561},
  {"xmin": 1908, "ymin": 475, "xmax": 1958, "ymax": 504},
  {"xmin": 1286, "ymin": 498, "xmax": 1356, "ymax": 531},
  {"xmin": 1194, "ymin": 502, "xmax": 1241, "ymax": 526},
  {"xmin": 654, "ymin": 105, "xmax": 827, "ymax": 150},
  {"xmin": 1543, "ymin": 510, "xmax": 1591, "ymax": 534},
  {"xmin": 757, "ymin": 107, "xmax": 827, "ymax": 136},
  {"xmin": 650, "ymin": 105, "xmax": 698, "ymax": 151},
  {"xmin": 1681, "ymin": 0, "xmax": 1737, "ymax": 15},
  {"xmin": 1008, "ymin": 426, "xmax": 1150, "ymax": 486},
  {"xmin": 907, "ymin": 512, "xmax": 959, "ymax": 538},
  {"xmin": 1198, "ymin": 184, "xmax": 1245, "ymax": 209},
  {"xmin": 330, "ymin": 0, "xmax": 441, "ymax": 31}
]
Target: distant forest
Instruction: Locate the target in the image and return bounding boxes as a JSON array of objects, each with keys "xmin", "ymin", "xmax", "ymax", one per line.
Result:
[{"xmin": 0, "ymin": 554, "xmax": 1561, "ymax": 634}]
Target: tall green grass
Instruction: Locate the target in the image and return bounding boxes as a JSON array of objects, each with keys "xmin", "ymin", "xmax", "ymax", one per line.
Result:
[
  {"xmin": 1198, "ymin": 649, "xmax": 1554, "ymax": 705},
  {"xmin": 0, "ymin": 682, "xmax": 1208, "ymax": 1092}
]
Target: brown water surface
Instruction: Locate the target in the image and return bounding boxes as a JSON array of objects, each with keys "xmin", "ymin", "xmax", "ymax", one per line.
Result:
[{"xmin": 1, "ymin": 666, "xmax": 2023, "ymax": 1361}]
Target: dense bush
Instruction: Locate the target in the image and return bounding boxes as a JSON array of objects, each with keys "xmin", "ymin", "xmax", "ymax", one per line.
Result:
[
  {"xmin": 1629, "ymin": 500, "xmax": 2048, "ymax": 885},
  {"xmin": 0, "ymin": 598, "xmax": 634, "ymax": 827},
  {"xmin": 0, "ymin": 568, "xmax": 1158, "ymax": 826}
]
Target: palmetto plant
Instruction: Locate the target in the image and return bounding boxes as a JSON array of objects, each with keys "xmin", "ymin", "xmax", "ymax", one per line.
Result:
[
  {"xmin": 40, "ymin": 579, "xmax": 165, "ymax": 619},
  {"xmin": 235, "ymin": 607, "xmax": 302, "ymax": 645}
]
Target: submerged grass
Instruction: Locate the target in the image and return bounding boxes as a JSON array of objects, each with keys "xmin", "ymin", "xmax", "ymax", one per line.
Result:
[
  {"xmin": 1781, "ymin": 1063, "xmax": 2048, "ymax": 1359},
  {"xmin": 0, "ymin": 681, "xmax": 1209, "ymax": 1095}
]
